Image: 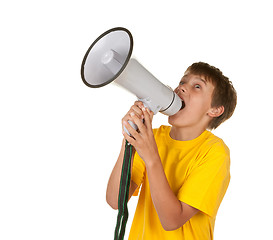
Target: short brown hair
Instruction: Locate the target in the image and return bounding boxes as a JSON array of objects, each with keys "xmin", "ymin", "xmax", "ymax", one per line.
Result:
[{"xmin": 186, "ymin": 62, "xmax": 237, "ymax": 129}]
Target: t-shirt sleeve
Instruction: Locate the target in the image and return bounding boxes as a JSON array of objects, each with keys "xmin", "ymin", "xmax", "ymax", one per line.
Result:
[
  {"xmin": 177, "ymin": 143, "xmax": 230, "ymax": 217},
  {"xmin": 131, "ymin": 151, "xmax": 146, "ymax": 196}
]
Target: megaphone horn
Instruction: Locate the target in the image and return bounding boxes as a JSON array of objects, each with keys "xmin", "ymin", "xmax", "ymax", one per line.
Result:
[{"xmin": 81, "ymin": 27, "xmax": 183, "ymax": 121}]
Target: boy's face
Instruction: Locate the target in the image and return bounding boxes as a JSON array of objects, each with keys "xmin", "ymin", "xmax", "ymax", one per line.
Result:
[{"xmin": 168, "ymin": 72, "xmax": 215, "ymax": 129}]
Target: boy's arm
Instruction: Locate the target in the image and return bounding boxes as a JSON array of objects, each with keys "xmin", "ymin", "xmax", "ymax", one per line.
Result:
[
  {"xmin": 106, "ymin": 138, "xmax": 138, "ymax": 210},
  {"xmin": 123, "ymin": 106, "xmax": 199, "ymax": 231},
  {"xmin": 145, "ymin": 157, "xmax": 199, "ymax": 230},
  {"xmin": 106, "ymin": 101, "xmax": 145, "ymax": 210}
]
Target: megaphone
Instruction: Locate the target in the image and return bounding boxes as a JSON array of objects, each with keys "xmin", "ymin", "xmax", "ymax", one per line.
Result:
[{"xmin": 81, "ymin": 27, "xmax": 183, "ymax": 133}]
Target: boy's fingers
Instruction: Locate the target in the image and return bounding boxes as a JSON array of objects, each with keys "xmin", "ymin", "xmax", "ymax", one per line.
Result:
[
  {"xmin": 122, "ymin": 131, "xmax": 135, "ymax": 145},
  {"xmin": 130, "ymin": 105, "xmax": 144, "ymax": 120},
  {"xmin": 143, "ymin": 108, "xmax": 153, "ymax": 129},
  {"xmin": 130, "ymin": 112, "xmax": 146, "ymax": 133},
  {"xmin": 122, "ymin": 106, "xmax": 143, "ymax": 127},
  {"xmin": 146, "ymin": 107, "xmax": 154, "ymax": 119},
  {"xmin": 134, "ymin": 101, "xmax": 144, "ymax": 109},
  {"xmin": 123, "ymin": 119, "xmax": 139, "ymax": 140}
]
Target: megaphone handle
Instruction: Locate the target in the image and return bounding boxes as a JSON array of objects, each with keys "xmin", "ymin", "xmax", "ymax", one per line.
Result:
[
  {"xmin": 123, "ymin": 98, "xmax": 160, "ymax": 136},
  {"xmin": 123, "ymin": 120, "xmax": 138, "ymax": 137}
]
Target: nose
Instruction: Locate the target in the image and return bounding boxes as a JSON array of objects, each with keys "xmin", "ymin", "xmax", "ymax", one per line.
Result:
[{"xmin": 176, "ymin": 84, "xmax": 186, "ymax": 94}]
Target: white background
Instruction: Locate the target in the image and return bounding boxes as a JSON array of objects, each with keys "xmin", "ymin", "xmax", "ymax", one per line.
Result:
[{"xmin": 1, "ymin": 0, "xmax": 272, "ymax": 239}]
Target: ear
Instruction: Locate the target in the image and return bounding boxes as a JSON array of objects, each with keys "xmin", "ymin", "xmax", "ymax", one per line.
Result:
[{"xmin": 208, "ymin": 106, "xmax": 224, "ymax": 118}]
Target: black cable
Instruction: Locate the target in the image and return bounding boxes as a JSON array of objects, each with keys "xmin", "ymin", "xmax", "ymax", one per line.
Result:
[{"xmin": 114, "ymin": 140, "xmax": 133, "ymax": 240}]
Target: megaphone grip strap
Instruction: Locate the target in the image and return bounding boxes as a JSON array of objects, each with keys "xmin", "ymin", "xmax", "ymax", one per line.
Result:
[{"xmin": 114, "ymin": 140, "xmax": 132, "ymax": 240}]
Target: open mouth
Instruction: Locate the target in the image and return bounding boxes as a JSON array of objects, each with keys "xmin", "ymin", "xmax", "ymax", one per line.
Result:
[{"xmin": 180, "ymin": 100, "xmax": 186, "ymax": 110}]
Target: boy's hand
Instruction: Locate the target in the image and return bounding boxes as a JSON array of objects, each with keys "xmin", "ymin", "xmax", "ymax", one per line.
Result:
[
  {"xmin": 122, "ymin": 101, "xmax": 145, "ymax": 130},
  {"xmin": 122, "ymin": 101, "xmax": 158, "ymax": 165}
]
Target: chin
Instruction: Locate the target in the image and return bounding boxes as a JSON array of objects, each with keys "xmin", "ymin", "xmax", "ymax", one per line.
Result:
[
  {"xmin": 168, "ymin": 104, "xmax": 186, "ymax": 123},
  {"xmin": 168, "ymin": 114, "xmax": 179, "ymax": 126},
  {"xmin": 168, "ymin": 111, "xmax": 190, "ymax": 128}
]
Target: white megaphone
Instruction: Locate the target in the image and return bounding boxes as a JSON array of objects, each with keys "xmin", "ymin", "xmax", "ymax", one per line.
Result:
[{"xmin": 81, "ymin": 27, "xmax": 184, "ymax": 134}]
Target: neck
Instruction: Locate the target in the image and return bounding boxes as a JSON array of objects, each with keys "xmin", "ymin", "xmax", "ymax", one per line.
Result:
[{"xmin": 169, "ymin": 125, "xmax": 207, "ymax": 141}]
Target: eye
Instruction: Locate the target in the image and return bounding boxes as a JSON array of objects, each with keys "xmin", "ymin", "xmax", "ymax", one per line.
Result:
[
  {"xmin": 179, "ymin": 81, "xmax": 185, "ymax": 86},
  {"xmin": 195, "ymin": 84, "xmax": 201, "ymax": 89}
]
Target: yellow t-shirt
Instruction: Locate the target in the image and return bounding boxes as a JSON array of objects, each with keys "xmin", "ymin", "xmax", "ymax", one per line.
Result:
[{"xmin": 129, "ymin": 125, "xmax": 230, "ymax": 240}]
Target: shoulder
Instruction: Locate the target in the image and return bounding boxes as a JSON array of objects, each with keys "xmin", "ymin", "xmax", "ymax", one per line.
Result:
[
  {"xmin": 200, "ymin": 131, "xmax": 230, "ymax": 167},
  {"xmin": 152, "ymin": 125, "xmax": 170, "ymax": 136},
  {"xmin": 203, "ymin": 131, "xmax": 229, "ymax": 155}
]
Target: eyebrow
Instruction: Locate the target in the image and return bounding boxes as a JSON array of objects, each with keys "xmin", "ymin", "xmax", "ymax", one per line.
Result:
[
  {"xmin": 197, "ymin": 77, "xmax": 207, "ymax": 85},
  {"xmin": 181, "ymin": 75, "xmax": 207, "ymax": 85}
]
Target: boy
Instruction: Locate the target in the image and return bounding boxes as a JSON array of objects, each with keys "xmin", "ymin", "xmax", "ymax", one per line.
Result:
[{"xmin": 106, "ymin": 62, "xmax": 237, "ymax": 239}]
